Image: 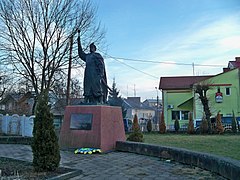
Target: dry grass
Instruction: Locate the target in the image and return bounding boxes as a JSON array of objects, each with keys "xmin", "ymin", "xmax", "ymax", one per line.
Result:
[
  {"xmin": 142, "ymin": 133, "xmax": 240, "ymax": 160},
  {"xmin": 0, "ymin": 157, "xmax": 72, "ymax": 179}
]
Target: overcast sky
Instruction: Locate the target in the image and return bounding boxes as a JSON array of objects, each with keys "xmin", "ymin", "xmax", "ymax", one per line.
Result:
[{"xmin": 91, "ymin": 0, "xmax": 240, "ymax": 100}]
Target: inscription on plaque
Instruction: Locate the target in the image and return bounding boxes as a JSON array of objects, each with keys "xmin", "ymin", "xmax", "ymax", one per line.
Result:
[{"xmin": 70, "ymin": 113, "xmax": 93, "ymax": 130}]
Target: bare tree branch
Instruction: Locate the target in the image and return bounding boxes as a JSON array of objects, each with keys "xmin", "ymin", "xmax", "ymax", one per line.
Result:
[{"xmin": 0, "ymin": 0, "xmax": 105, "ymax": 99}]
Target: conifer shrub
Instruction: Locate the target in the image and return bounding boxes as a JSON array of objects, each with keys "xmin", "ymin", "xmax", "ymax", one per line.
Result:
[
  {"xmin": 200, "ymin": 114, "xmax": 208, "ymax": 134},
  {"xmin": 147, "ymin": 119, "xmax": 152, "ymax": 132},
  {"xmin": 215, "ymin": 111, "xmax": 224, "ymax": 134},
  {"xmin": 232, "ymin": 110, "xmax": 237, "ymax": 133},
  {"xmin": 159, "ymin": 112, "xmax": 166, "ymax": 134},
  {"xmin": 127, "ymin": 114, "xmax": 143, "ymax": 142},
  {"xmin": 31, "ymin": 90, "xmax": 60, "ymax": 172},
  {"xmin": 174, "ymin": 116, "xmax": 180, "ymax": 133},
  {"xmin": 132, "ymin": 114, "xmax": 140, "ymax": 130},
  {"xmin": 238, "ymin": 121, "xmax": 240, "ymax": 133},
  {"xmin": 187, "ymin": 112, "xmax": 195, "ymax": 134}
]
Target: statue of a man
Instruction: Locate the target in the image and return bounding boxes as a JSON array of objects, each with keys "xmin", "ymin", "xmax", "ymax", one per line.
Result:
[{"xmin": 77, "ymin": 31, "xmax": 108, "ymax": 104}]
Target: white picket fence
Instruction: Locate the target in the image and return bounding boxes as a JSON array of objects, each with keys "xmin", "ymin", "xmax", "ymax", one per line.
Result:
[{"xmin": 0, "ymin": 114, "xmax": 34, "ymax": 137}]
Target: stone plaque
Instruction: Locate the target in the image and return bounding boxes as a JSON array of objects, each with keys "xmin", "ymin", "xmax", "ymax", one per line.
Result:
[{"xmin": 70, "ymin": 113, "xmax": 93, "ymax": 130}]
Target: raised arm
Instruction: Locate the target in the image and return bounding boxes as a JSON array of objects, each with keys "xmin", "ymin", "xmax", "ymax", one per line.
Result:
[{"xmin": 77, "ymin": 30, "xmax": 86, "ymax": 61}]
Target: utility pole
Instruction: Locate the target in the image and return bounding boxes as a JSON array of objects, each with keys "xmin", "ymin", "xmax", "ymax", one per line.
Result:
[
  {"xmin": 155, "ymin": 87, "xmax": 159, "ymax": 124},
  {"xmin": 66, "ymin": 35, "xmax": 73, "ymax": 105},
  {"xmin": 192, "ymin": 62, "xmax": 195, "ymax": 76},
  {"xmin": 134, "ymin": 84, "xmax": 136, "ymax": 97}
]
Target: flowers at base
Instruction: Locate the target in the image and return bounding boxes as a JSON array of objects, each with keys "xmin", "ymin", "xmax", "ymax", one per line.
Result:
[{"xmin": 74, "ymin": 148, "xmax": 101, "ymax": 154}]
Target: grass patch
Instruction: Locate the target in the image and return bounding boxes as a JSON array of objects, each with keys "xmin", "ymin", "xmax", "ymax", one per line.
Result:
[{"xmin": 141, "ymin": 133, "xmax": 240, "ymax": 160}]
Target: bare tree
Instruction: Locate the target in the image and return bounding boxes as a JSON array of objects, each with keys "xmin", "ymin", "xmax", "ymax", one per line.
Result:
[
  {"xmin": 0, "ymin": 78, "xmax": 6, "ymax": 97},
  {"xmin": 195, "ymin": 82, "xmax": 212, "ymax": 133},
  {"xmin": 0, "ymin": 67, "xmax": 13, "ymax": 97},
  {"xmin": 52, "ymin": 74, "xmax": 82, "ymax": 100},
  {"xmin": 0, "ymin": 0, "xmax": 105, "ymax": 103}
]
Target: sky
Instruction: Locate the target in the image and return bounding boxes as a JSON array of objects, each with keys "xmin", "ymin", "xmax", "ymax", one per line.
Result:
[{"xmin": 91, "ymin": 0, "xmax": 240, "ymax": 100}]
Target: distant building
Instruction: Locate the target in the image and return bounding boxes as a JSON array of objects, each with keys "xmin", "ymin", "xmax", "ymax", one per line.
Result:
[
  {"xmin": 51, "ymin": 97, "xmax": 84, "ymax": 128},
  {"xmin": 0, "ymin": 92, "xmax": 35, "ymax": 116},
  {"xmin": 227, "ymin": 57, "xmax": 240, "ymax": 69},
  {"xmin": 122, "ymin": 97, "xmax": 161, "ymax": 124},
  {"xmin": 142, "ymin": 99, "xmax": 162, "ymax": 108},
  {"xmin": 159, "ymin": 57, "xmax": 240, "ymax": 130}
]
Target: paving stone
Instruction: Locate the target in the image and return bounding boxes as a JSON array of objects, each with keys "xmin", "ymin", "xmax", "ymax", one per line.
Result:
[{"xmin": 0, "ymin": 144, "xmax": 226, "ymax": 180}]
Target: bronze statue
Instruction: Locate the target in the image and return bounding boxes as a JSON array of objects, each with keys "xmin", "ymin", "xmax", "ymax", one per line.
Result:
[{"xmin": 77, "ymin": 30, "xmax": 108, "ymax": 104}]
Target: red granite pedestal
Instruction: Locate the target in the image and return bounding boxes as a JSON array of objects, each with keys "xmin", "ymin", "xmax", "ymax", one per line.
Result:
[{"xmin": 59, "ymin": 105, "xmax": 126, "ymax": 152}]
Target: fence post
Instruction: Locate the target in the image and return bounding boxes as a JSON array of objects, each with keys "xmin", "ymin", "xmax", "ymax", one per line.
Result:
[
  {"xmin": 5, "ymin": 114, "xmax": 9, "ymax": 134},
  {"xmin": 22, "ymin": 115, "xmax": 26, "ymax": 137},
  {"xmin": 0, "ymin": 114, "xmax": 3, "ymax": 134}
]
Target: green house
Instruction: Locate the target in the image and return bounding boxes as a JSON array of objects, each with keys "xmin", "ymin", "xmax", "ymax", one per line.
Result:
[{"xmin": 159, "ymin": 58, "xmax": 240, "ymax": 130}]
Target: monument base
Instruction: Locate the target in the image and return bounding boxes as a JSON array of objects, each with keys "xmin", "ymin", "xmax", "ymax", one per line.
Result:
[{"xmin": 59, "ymin": 105, "xmax": 126, "ymax": 152}]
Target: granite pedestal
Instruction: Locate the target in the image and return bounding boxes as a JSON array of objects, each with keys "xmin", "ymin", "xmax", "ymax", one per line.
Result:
[{"xmin": 59, "ymin": 105, "xmax": 126, "ymax": 152}]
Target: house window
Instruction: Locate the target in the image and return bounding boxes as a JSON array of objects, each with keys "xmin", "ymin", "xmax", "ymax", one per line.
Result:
[
  {"xmin": 172, "ymin": 111, "xmax": 189, "ymax": 120},
  {"xmin": 181, "ymin": 111, "xmax": 189, "ymax": 120},
  {"xmin": 172, "ymin": 111, "xmax": 180, "ymax": 120},
  {"xmin": 226, "ymin": 87, "xmax": 231, "ymax": 96}
]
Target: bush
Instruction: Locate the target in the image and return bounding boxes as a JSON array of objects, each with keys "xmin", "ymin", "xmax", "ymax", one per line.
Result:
[
  {"xmin": 187, "ymin": 112, "xmax": 195, "ymax": 134},
  {"xmin": 159, "ymin": 112, "xmax": 166, "ymax": 134},
  {"xmin": 238, "ymin": 121, "xmax": 240, "ymax": 133},
  {"xmin": 200, "ymin": 115, "xmax": 208, "ymax": 134},
  {"xmin": 127, "ymin": 114, "xmax": 143, "ymax": 142},
  {"xmin": 147, "ymin": 119, "xmax": 152, "ymax": 132},
  {"xmin": 31, "ymin": 90, "xmax": 60, "ymax": 172},
  {"xmin": 215, "ymin": 111, "xmax": 224, "ymax": 134},
  {"xmin": 132, "ymin": 114, "xmax": 140, "ymax": 130},
  {"xmin": 232, "ymin": 110, "xmax": 237, "ymax": 133},
  {"xmin": 174, "ymin": 116, "xmax": 180, "ymax": 133}
]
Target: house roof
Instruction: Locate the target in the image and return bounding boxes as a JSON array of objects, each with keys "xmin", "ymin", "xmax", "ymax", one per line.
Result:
[
  {"xmin": 228, "ymin": 61, "xmax": 240, "ymax": 69},
  {"xmin": 0, "ymin": 92, "xmax": 35, "ymax": 104},
  {"xmin": 0, "ymin": 93, "xmax": 23, "ymax": 104},
  {"xmin": 123, "ymin": 98, "xmax": 141, "ymax": 109},
  {"xmin": 159, "ymin": 75, "xmax": 214, "ymax": 90},
  {"xmin": 143, "ymin": 99, "xmax": 157, "ymax": 103},
  {"xmin": 18, "ymin": 92, "xmax": 35, "ymax": 103},
  {"xmin": 123, "ymin": 97, "xmax": 155, "ymax": 110},
  {"xmin": 142, "ymin": 99, "xmax": 162, "ymax": 105}
]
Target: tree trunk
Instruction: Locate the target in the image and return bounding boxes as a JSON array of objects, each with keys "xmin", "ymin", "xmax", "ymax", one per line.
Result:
[{"xmin": 200, "ymin": 96, "xmax": 212, "ymax": 133}]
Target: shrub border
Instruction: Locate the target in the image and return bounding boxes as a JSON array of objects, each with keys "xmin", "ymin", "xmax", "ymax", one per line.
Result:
[
  {"xmin": 116, "ymin": 141, "xmax": 240, "ymax": 180},
  {"xmin": 0, "ymin": 136, "xmax": 32, "ymax": 145}
]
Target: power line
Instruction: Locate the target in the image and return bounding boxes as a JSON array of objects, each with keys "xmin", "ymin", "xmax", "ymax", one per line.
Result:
[
  {"xmin": 100, "ymin": 51, "xmax": 225, "ymax": 80},
  {"xmin": 105, "ymin": 55, "xmax": 225, "ymax": 67},
  {"xmin": 103, "ymin": 53, "xmax": 159, "ymax": 79}
]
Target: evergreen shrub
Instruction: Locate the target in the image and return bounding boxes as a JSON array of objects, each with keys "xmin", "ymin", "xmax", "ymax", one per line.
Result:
[
  {"xmin": 31, "ymin": 90, "xmax": 60, "ymax": 172},
  {"xmin": 200, "ymin": 115, "xmax": 208, "ymax": 134},
  {"xmin": 159, "ymin": 112, "xmax": 166, "ymax": 134},
  {"xmin": 147, "ymin": 119, "xmax": 152, "ymax": 132},
  {"xmin": 127, "ymin": 114, "xmax": 143, "ymax": 142},
  {"xmin": 232, "ymin": 110, "xmax": 237, "ymax": 133},
  {"xmin": 215, "ymin": 111, "xmax": 224, "ymax": 134},
  {"xmin": 174, "ymin": 116, "xmax": 180, "ymax": 133},
  {"xmin": 187, "ymin": 112, "xmax": 195, "ymax": 134}
]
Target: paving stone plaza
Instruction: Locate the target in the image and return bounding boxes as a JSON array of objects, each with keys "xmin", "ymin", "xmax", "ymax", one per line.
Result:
[{"xmin": 0, "ymin": 144, "xmax": 226, "ymax": 179}]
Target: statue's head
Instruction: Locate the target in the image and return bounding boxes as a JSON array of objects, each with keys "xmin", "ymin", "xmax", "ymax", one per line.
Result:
[{"xmin": 90, "ymin": 43, "xmax": 96, "ymax": 53}]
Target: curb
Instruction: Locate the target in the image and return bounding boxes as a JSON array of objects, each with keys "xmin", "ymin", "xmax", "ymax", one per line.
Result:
[
  {"xmin": 48, "ymin": 169, "xmax": 82, "ymax": 180},
  {"xmin": 116, "ymin": 141, "xmax": 240, "ymax": 180},
  {"xmin": 0, "ymin": 136, "xmax": 32, "ymax": 145}
]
